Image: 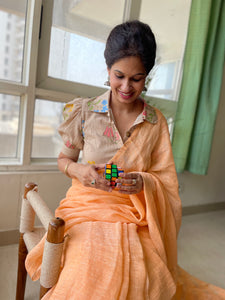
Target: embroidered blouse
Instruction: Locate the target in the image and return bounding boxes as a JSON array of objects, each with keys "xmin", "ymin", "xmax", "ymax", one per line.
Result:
[{"xmin": 58, "ymin": 90, "xmax": 158, "ymax": 164}]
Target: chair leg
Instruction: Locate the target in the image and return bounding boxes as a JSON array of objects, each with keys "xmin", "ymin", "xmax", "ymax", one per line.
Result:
[
  {"xmin": 40, "ymin": 286, "xmax": 50, "ymax": 299},
  {"xmin": 16, "ymin": 233, "xmax": 28, "ymax": 300}
]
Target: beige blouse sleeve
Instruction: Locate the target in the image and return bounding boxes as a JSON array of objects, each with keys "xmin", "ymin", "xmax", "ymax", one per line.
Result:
[{"xmin": 58, "ymin": 98, "xmax": 84, "ymax": 158}]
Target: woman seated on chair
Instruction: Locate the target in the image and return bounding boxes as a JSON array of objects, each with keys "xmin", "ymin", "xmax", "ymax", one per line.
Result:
[{"xmin": 26, "ymin": 20, "xmax": 225, "ymax": 300}]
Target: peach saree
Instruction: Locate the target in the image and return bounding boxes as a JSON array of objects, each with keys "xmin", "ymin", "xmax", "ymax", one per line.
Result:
[{"xmin": 25, "ymin": 110, "xmax": 225, "ymax": 299}]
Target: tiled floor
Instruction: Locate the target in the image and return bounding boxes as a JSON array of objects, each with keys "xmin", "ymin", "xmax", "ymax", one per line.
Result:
[
  {"xmin": 0, "ymin": 243, "xmax": 39, "ymax": 300},
  {"xmin": 1, "ymin": 210, "xmax": 225, "ymax": 299},
  {"xmin": 177, "ymin": 210, "xmax": 225, "ymax": 289}
]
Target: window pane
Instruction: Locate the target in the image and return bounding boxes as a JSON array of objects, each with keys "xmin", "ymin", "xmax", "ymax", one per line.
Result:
[
  {"xmin": 146, "ymin": 61, "xmax": 178, "ymax": 100},
  {"xmin": 140, "ymin": 0, "xmax": 192, "ymax": 100},
  {"xmin": 0, "ymin": 1, "xmax": 27, "ymax": 82},
  {"xmin": 49, "ymin": 0, "xmax": 126, "ymax": 87},
  {"xmin": 32, "ymin": 99, "xmax": 65, "ymax": 158},
  {"xmin": 0, "ymin": 94, "xmax": 20, "ymax": 158}
]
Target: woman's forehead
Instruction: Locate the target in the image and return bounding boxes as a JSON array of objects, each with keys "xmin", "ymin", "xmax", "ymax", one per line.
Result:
[{"xmin": 110, "ymin": 56, "xmax": 146, "ymax": 75}]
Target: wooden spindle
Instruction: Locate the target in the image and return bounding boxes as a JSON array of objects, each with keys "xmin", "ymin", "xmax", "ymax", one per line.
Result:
[
  {"xmin": 39, "ymin": 217, "xmax": 65, "ymax": 299},
  {"xmin": 24, "ymin": 182, "xmax": 38, "ymax": 199}
]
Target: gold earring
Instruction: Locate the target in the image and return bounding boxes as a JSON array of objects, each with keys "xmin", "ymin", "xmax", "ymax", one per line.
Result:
[
  {"xmin": 143, "ymin": 86, "xmax": 147, "ymax": 92},
  {"xmin": 104, "ymin": 80, "xmax": 110, "ymax": 86},
  {"xmin": 104, "ymin": 76, "xmax": 110, "ymax": 86}
]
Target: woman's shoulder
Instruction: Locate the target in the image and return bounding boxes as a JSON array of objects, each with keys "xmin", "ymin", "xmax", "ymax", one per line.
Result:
[
  {"xmin": 62, "ymin": 94, "xmax": 97, "ymax": 121},
  {"xmin": 62, "ymin": 90, "xmax": 111, "ymax": 121},
  {"xmin": 84, "ymin": 90, "xmax": 110, "ymax": 113},
  {"xmin": 62, "ymin": 97, "xmax": 84, "ymax": 121},
  {"xmin": 142, "ymin": 98, "xmax": 167, "ymax": 125}
]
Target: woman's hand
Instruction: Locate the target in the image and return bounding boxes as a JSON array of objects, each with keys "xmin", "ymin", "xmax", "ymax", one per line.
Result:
[
  {"xmin": 116, "ymin": 172, "xmax": 143, "ymax": 194},
  {"xmin": 72, "ymin": 163, "xmax": 112, "ymax": 192},
  {"xmin": 58, "ymin": 152, "xmax": 112, "ymax": 192}
]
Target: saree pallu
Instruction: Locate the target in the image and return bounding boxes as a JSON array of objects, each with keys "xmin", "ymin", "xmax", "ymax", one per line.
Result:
[{"xmin": 25, "ymin": 110, "xmax": 225, "ymax": 299}]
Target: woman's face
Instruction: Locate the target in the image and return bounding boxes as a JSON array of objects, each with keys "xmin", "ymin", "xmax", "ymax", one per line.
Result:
[{"xmin": 107, "ymin": 56, "xmax": 146, "ymax": 106}]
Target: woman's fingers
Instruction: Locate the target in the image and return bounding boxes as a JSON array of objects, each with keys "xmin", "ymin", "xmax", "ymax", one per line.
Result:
[
  {"xmin": 88, "ymin": 165, "xmax": 112, "ymax": 191},
  {"xmin": 91, "ymin": 179, "xmax": 112, "ymax": 192},
  {"xmin": 94, "ymin": 164, "xmax": 106, "ymax": 170},
  {"xmin": 116, "ymin": 172, "xmax": 143, "ymax": 194}
]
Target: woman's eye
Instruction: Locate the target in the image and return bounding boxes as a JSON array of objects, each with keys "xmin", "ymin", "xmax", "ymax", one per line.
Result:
[{"xmin": 115, "ymin": 75, "xmax": 143, "ymax": 82}]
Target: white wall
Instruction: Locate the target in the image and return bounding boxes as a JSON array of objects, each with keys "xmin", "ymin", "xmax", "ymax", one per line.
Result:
[
  {"xmin": 178, "ymin": 65, "xmax": 225, "ymax": 207},
  {"xmin": 0, "ymin": 171, "xmax": 70, "ymax": 232}
]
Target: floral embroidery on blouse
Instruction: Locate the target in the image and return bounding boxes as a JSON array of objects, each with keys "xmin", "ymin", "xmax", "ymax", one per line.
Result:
[
  {"xmin": 87, "ymin": 97, "xmax": 109, "ymax": 113},
  {"xmin": 65, "ymin": 140, "xmax": 75, "ymax": 149},
  {"xmin": 63, "ymin": 103, "xmax": 74, "ymax": 120},
  {"xmin": 143, "ymin": 102, "xmax": 158, "ymax": 124},
  {"xmin": 132, "ymin": 101, "xmax": 158, "ymax": 127},
  {"xmin": 103, "ymin": 126, "xmax": 120, "ymax": 144}
]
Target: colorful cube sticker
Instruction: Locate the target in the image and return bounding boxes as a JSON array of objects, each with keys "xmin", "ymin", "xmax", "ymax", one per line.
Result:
[{"xmin": 104, "ymin": 163, "xmax": 124, "ymax": 188}]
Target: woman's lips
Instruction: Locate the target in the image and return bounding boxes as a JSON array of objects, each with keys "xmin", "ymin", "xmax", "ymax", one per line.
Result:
[{"xmin": 118, "ymin": 90, "xmax": 134, "ymax": 99}]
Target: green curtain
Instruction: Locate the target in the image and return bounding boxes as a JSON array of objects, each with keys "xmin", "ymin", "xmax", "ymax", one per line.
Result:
[{"xmin": 172, "ymin": 0, "xmax": 225, "ymax": 175}]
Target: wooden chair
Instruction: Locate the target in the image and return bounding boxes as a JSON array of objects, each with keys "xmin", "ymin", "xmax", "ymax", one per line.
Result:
[{"xmin": 16, "ymin": 182, "xmax": 65, "ymax": 300}]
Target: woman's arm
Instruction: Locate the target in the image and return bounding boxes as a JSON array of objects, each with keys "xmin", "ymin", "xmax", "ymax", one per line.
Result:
[
  {"xmin": 57, "ymin": 151, "xmax": 112, "ymax": 192},
  {"xmin": 57, "ymin": 150, "xmax": 80, "ymax": 178}
]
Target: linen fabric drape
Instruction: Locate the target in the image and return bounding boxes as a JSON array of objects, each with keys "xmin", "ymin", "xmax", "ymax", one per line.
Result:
[
  {"xmin": 25, "ymin": 106, "xmax": 225, "ymax": 299},
  {"xmin": 172, "ymin": 0, "xmax": 225, "ymax": 174}
]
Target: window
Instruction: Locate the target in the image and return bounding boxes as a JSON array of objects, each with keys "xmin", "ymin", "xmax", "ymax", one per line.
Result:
[
  {"xmin": 7, "ymin": 22, "xmax": 11, "ymax": 30},
  {"xmin": 0, "ymin": 0, "xmax": 191, "ymax": 171},
  {"xmin": 48, "ymin": 0, "xmax": 126, "ymax": 88},
  {"xmin": 4, "ymin": 57, "xmax": 9, "ymax": 65},
  {"xmin": 0, "ymin": 94, "xmax": 20, "ymax": 158},
  {"xmin": 6, "ymin": 34, "xmax": 10, "ymax": 42},
  {"xmin": 32, "ymin": 99, "xmax": 64, "ymax": 158},
  {"xmin": 49, "ymin": 29, "xmax": 107, "ymax": 87},
  {"xmin": 0, "ymin": 7, "xmax": 27, "ymax": 83},
  {"xmin": 146, "ymin": 61, "xmax": 179, "ymax": 100},
  {"xmin": 5, "ymin": 45, "xmax": 9, "ymax": 53},
  {"xmin": 4, "ymin": 70, "xmax": 8, "ymax": 77},
  {"xmin": 139, "ymin": 0, "xmax": 191, "ymax": 101}
]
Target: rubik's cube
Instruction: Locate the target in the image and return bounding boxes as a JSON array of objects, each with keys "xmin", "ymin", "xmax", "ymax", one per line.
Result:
[{"xmin": 104, "ymin": 164, "xmax": 124, "ymax": 188}]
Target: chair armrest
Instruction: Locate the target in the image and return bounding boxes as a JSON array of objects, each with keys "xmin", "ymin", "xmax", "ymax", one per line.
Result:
[
  {"xmin": 40, "ymin": 217, "xmax": 65, "ymax": 297},
  {"xmin": 26, "ymin": 190, "xmax": 54, "ymax": 231},
  {"xmin": 20, "ymin": 183, "xmax": 54, "ymax": 233}
]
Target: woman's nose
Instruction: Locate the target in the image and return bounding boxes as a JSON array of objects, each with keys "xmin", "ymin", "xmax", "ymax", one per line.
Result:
[{"xmin": 121, "ymin": 79, "xmax": 131, "ymax": 91}]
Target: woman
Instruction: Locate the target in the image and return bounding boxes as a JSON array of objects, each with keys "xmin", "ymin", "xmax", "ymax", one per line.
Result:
[
  {"xmin": 57, "ymin": 20, "xmax": 158, "ymax": 197},
  {"xmin": 25, "ymin": 21, "xmax": 225, "ymax": 299}
]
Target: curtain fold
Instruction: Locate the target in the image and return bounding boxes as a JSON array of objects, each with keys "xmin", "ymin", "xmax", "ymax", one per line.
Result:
[{"xmin": 172, "ymin": 0, "xmax": 225, "ymax": 175}]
